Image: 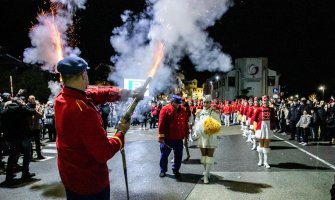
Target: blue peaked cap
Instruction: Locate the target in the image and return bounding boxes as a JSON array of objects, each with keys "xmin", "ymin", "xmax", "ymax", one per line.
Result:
[
  {"xmin": 57, "ymin": 56, "xmax": 90, "ymax": 76},
  {"xmin": 171, "ymin": 95, "xmax": 182, "ymax": 104}
]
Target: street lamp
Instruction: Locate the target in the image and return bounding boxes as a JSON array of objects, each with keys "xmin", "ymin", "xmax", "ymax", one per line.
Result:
[
  {"xmin": 319, "ymin": 86, "xmax": 325, "ymax": 100},
  {"xmin": 215, "ymin": 75, "xmax": 219, "ymax": 81}
]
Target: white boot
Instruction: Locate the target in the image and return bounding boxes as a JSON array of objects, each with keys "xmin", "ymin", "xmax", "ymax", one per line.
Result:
[
  {"xmin": 263, "ymin": 148, "xmax": 271, "ymax": 169},
  {"xmin": 200, "ymin": 156, "xmax": 206, "ymax": 165},
  {"xmin": 200, "ymin": 156, "xmax": 206, "ymax": 181},
  {"xmin": 257, "ymin": 146, "xmax": 263, "ymax": 166},
  {"xmin": 242, "ymin": 129, "xmax": 248, "ymax": 137},
  {"xmin": 204, "ymin": 157, "xmax": 214, "ymax": 184},
  {"xmin": 251, "ymin": 137, "xmax": 257, "ymax": 150},
  {"xmin": 246, "ymin": 130, "xmax": 253, "ymax": 143}
]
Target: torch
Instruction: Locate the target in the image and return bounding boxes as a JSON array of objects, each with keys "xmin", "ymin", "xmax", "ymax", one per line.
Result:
[{"xmin": 117, "ymin": 41, "xmax": 164, "ymax": 200}]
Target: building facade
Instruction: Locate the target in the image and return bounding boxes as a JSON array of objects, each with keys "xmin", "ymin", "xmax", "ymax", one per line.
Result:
[
  {"xmin": 184, "ymin": 79, "xmax": 204, "ymax": 100},
  {"xmin": 206, "ymin": 57, "xmax": 280, "ymax": 100}
]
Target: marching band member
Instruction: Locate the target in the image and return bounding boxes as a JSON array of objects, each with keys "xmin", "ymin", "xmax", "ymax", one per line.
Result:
[
  {"xmin": 251, "ymin": 95, "xmax": 275, "ymax": 169},
  {"xmin": 193, "ymin": 95, "xmax": 221, "ymax": 184}
]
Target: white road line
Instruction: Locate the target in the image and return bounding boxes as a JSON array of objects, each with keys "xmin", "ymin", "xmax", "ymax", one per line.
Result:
[
  {"xmin": 35, "ymin": 156, "xmax": 54, "ymax": 162},
  {"xmin": 42, "ymin": 149, "xmax": 58, "ymax": 154},
  {"xmin": 46, "ymin": 143, "xmax": 56, "ymax": 147},
  {"xmin": 273, "ymin": 134, "xmax": 335, "ymax": 170}
]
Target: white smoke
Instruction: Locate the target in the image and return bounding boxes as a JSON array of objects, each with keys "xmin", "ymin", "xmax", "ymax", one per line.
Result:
[
  {"xmin": 51, "ymin": 0, "xmax": 87, "ymax": 12},
  {"xmin": 48, "ymin": 80, "xmax": 62, "ymax": 101},
  {"xmin": 110, "ymin": 0, "xmax": 234, "ymax": 95},
  {"xmin": 23, "ymin": 1, "xmax": 85, "ymax": 71}
]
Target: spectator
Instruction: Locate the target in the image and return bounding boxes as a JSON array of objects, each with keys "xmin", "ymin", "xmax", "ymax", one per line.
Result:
[
  {"xmin": 150, "ymin": 102, "xmax": 159, "ymax": 129},
  {"xmin": 27, "ymin": 95, "xmax": 45, "ymax": 159},
  {"xmin": 310, "ymin": 108, "xmax": 319, "ymax": 141},
  {"xmin": 296, "ymin": 110, "xmax": 311, "ymax": 146},
  {"xmin": 325, "ymin": 100, "xmax": 335, "ymax": 145},
  {"xmin": 1, "ymin": 97, "xmax": 39, "ymax": 185},
  {"xmin": 316, "ymin": 100, "xmax": 327, "ymax": 141},
  {"xmin": 44, "ymin": 101, "xmax": 56, "ymax": 142},
  {"xmin": 101, "ymin": 102, "xmax": 111, "ymax": 133},
  {"xmin": 288, "ymin": 98, "xmax": 302, "ymax": 141}
]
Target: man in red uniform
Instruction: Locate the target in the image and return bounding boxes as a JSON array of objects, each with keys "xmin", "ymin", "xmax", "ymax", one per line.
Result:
[
  {"xmin": 158, "ymin": 95, "xmax": 188, "ymax": 179},
  {"xmin": 55, "ymin": 56, "xmax": 143, "ymax": 199}
]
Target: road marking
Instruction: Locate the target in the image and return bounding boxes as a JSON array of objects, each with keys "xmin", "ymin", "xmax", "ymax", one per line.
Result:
[
  {"xmin": 42, "ymin": 149, "xmax": 58, "ymax": 154},
  {"xmin": 36, "ymin": 156, "xmax": 54, "ymax": 161},
  {"xmin": 46, "ymin": 143, "xmax": 56, "ymax": 147},
  {"xmin": 273, "ymin": 135, "xmax": 335, "ymax": 170}
]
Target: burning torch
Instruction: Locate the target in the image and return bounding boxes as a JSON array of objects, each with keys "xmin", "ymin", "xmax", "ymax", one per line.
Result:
[{"xmin": 117, "ymin": 41, "xmax": 164, "ymax": 200}]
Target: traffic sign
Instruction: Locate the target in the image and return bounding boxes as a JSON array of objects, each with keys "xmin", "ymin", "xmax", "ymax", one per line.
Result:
[
  {"xmin": 273, "ymin": 87, "xmax": 279, "ymax": 94},
  {"xmin": 124, "ymin": 78, "xmax": 149, "ymax": 96}
]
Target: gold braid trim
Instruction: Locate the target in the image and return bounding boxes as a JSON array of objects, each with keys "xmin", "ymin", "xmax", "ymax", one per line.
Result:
[{"xmin": 112, "ymin": 136, "xmax": 123, "ymax": 150}]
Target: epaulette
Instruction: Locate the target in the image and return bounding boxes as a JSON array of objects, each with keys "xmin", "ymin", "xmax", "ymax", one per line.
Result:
[{"xmin": 75, "ymin": 99, "xmax": 89, "ymax": 112}]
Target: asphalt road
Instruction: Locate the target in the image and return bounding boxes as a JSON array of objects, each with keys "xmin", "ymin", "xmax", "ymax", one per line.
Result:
[{"xmin": 0, "ymin": 125, "xmax": 334, "ymax": 200}]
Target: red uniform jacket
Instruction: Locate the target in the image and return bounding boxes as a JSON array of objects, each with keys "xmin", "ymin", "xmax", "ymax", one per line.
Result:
[
  {"xmin": 55, "ymin": 87, "xmax": 124, "ymax": 194},
  {"xmin": 242, "ymin": 105, "xmax": 249, "ymax": 116},
  {"xmin": 250, "ymin": 106, "xmax": 275, "ymax": 130},
  {"xmin": 158, "ymin": 104, "xmax": 188, "ymax": 140},
  {"xmin": 246, "ymin": 106, "xmax": 254, "ymax": 120},
  {"xmin": 223, "ymin": 104, "xmax": 231, "ymax": 115},
  {"xmin": 249, "ymin": 106, "xmax": 259, "ymax": 125}
]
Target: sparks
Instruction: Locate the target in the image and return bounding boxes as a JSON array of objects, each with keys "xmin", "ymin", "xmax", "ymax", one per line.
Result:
[{"xmin": 148, "ymin": 41, "xmax": 165, "ymax": 78}]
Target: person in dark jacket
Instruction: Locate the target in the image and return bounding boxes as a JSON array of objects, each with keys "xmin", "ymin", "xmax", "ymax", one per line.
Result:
[
  {"xmin": 27, "ymin": 95, "xmax": 45, "ymax": 159},
  {"xmin": 310, "ymin": 108, "xmax": 319, "ymax": 141},
  {"xmin": 287, "ymin": 99, "xmax": 302, "ymax": 141},
  {"xmin": 317, "ymin": 100, "xmax": 327, "ymax": 141},
  {"xmin": 44, "ymin": 101, "xmax": 56, "ymax": 142},
  {"xmin": 100, "ymin": 102, "xmax": 111, "ymax": 133},
  {"xmin": 1, "ymin": 97, "xmax": 39, "ymax": 185},
  {"xmin": 326, "ymin": 100, "xmax": 335, "ymax": 144}
]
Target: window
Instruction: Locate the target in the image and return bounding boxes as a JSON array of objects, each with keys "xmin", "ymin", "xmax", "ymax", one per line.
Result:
[
  {"xmin": 228, "ymin": 77, "xmax": 235, "ymax": 87},
  {"xmin": 268, "ymin": 76, "xmax": 275, "ymax": 86}
]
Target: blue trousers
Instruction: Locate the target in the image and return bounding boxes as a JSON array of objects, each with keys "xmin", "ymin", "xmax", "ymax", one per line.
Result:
[
  {"xmin": 65, "ymin": 186, "xmax": 110, "ymax": 200},
  {"xmin": 160, "ymin": 140, "xmax": 183, "ymax": 173}
]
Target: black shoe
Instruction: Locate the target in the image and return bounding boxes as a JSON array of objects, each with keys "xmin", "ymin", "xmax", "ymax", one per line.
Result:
[
  {"xmin": 288, "ymin": 138, "xmax": 295, "ymax": 140},
  {"xmin": 5, "ymin": 173, "xmax": 16, "ymax": 182},
  {"xmin": 159, "ymin": 172, "xmax": 166, "ymax": 177},
  {"xmin": 21, "ymin": 172, "xmax": 36, "ymax": 180},
  {"xmin": 173, "ymin": 170, "xmax": 181, "ymax": 179},
  {"xmin": 37, "ymin": 155, "xmax": 46, "ymax": 160},
  {"xmin": 183, "ymin": 156, "xmax": 190, "ymax": 162}
]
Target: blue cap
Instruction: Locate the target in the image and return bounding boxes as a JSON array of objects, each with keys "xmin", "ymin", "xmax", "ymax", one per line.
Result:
[
  {"xmin": 171, "ymin": 95, "xmax": 182, "ymax": 104},
  {"xmin": 57, "ymin": 56, "xmax": 90, "ymax": 76}
]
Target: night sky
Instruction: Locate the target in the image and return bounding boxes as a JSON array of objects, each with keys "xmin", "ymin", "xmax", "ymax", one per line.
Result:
[{"xmin": 1, "ymin": 0, "xmax": 335, "ymax": 98}]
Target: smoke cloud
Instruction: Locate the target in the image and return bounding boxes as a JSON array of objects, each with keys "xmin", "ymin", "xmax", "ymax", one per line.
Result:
[
  {"xmin": 23, "ymin": 0, "xmax": 86, "ymax": 71},
  {"xmin": 48, "ymin": 80, "xmax": 62, "ymax": 102},
  {"xmin": 110, "ymin": 0, "xmax": 234, "ymax": 95}
]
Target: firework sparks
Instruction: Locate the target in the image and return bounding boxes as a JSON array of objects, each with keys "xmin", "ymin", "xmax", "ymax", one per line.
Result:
[{"xmin": 148, "ymin": 41, "xmax": 165, "ymax": 78}]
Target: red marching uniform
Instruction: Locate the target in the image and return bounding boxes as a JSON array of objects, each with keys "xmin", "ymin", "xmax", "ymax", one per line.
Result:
[
  {"xmin": 222, "ymin": 103, "xmax": 231, "ymax": 115},
  {"xmin": 251, "ymin": 105, "xmax": 275, "ymax": 139},
  {"xmin": 158, "ymin": 104, "xmax": 188, "ymax": 140},
  {"xmin": 55, "ymin": 87, "xmax": 124, "ymax": 195},
  {"xmin": 158, "ymin": 103, "xmax": 188, "ymax": 175}
]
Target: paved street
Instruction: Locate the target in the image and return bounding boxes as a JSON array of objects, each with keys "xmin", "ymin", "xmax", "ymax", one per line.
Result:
[{"xmin": 0, "ymin": 125, "xmax": 334, "ymax": 200}]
